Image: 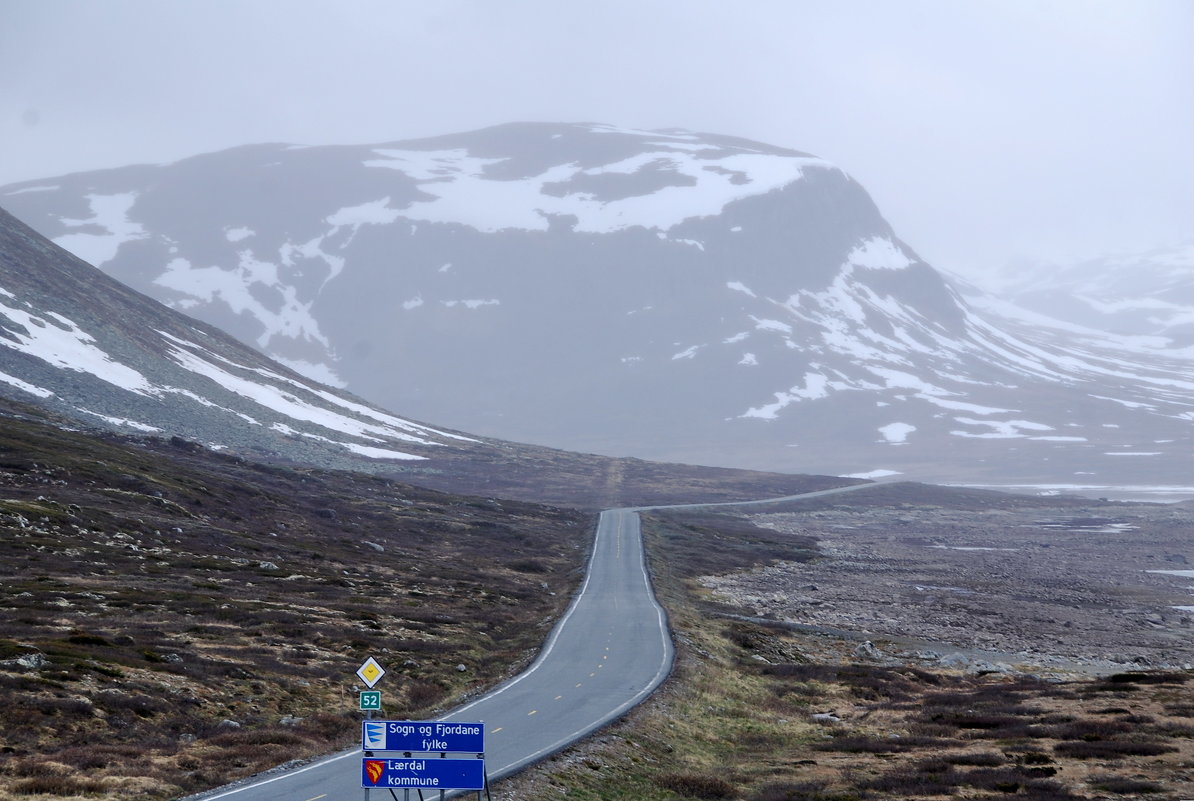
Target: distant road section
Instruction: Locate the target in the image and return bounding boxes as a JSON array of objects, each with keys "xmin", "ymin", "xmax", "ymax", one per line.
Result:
[
  {"xmin": 632, "ymin": 480, "xmax": 876, "ymax": 512},
  {"xmin": 191, "ymin": 482, "xmax": 877, "ymax": 801}
]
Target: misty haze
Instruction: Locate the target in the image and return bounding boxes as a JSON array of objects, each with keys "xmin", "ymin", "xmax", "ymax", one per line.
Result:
[{"xmin": 1, "ymin": 3, "xmax": 1192, "ymax": 800}]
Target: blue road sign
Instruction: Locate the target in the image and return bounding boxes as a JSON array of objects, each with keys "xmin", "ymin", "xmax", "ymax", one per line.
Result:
[
  {"xmin": 362, "ymin": 757, "xmax": 485, "ymax": 790},
  {"xmin": 362, "ymin": 720, "xmax": 484, "ymax": 753}
]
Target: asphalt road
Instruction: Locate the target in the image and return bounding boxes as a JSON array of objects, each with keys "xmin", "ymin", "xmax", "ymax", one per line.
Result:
[
  {"xmin": 191, "ymin": 482, "xmax": 876, "ymax": 801},
  {"xmin": 192, "ymin": 507, "xmax": 673, "ymax": 801}
]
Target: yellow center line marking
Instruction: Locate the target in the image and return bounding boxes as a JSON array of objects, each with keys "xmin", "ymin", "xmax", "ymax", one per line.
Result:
[
  {"xmin": 528, "ymin": 710, "xmax": 538, "ymax": 716},
  {"xmin": 492, "ymin": 727, "xmax": 503, "ymax": 733}
]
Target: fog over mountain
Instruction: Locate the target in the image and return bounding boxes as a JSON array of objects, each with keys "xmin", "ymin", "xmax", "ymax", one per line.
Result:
[
  {"xmin": 0, "ymin": 205, "xmax": 478, "ymax": 467},
  {"xmin": 2, "ymin": 200, "xmax": 841, "ymax": 508},
  {"xmin": 986, "ymin": 243, "xmax": 1194, "ymax": 345},
  {"xmin": 4, "ymin": 122, "xmax": 1193, "ymax": 487}
]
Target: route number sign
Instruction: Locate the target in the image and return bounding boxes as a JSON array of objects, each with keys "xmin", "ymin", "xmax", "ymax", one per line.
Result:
[
  {"xmin": 359, "ymin": 691, "xmax": 381, "ymax": 711},
  {"xmin": 356, "ymin": 657, "xmax": 385, "ymax": 688}
]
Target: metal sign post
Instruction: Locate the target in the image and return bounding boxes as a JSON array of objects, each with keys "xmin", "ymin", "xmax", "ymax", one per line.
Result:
[{"xmin": 357, "ymin": 657, "xmax": 386, "ymax": 801}]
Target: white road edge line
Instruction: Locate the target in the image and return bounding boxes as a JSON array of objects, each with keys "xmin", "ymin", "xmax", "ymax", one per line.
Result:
[
  {"xmin": 194, "ymin": 747, "xmax": 362, "ymax": 801},
  {"xmin": 450, "ymin": 510, "xmax": 611, "ymax": 717}
]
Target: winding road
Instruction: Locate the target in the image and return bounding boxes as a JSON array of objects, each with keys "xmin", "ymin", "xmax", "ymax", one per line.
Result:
[{"xmin": 191, "ymin": 483, "xmax": 873, "ymax": 801}]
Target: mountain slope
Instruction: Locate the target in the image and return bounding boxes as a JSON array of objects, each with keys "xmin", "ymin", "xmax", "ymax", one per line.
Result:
[
  {"xmin": 0, "ymin": 205, "xmax": 847, "ymax": 507},
  {"xmin": 0, "ymin": 204, "xmax": 478, "ymax": 465},
  {"xmin": 5, "ymin": 123, "xmax": 1193, "ymax": 486},
  {"xmin": 984, "ymin": 242, "xmax": 1194, "ymax": 344}
]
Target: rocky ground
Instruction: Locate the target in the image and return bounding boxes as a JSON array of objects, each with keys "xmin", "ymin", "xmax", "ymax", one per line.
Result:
[
  {"xmin": 494, "ymin": 490, "xmax": 1194, "ymax": 801},
  {"xmin": 0, "ymin": 408, "xmax": 593, "ymax": 800},
  {"xmin": 699, "ymin": 483, "xmax": 1194, "ymax": 675}
]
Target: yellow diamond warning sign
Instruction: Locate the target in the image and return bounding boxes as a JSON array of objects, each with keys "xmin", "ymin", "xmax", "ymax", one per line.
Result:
[{"xmin": 356, "ymin": 656, "xmax": 385, "ymax": 688}]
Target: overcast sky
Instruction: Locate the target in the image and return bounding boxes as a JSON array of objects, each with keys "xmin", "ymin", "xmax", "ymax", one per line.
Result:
[{"xmin": 1, "ymin": 0, "xmax": 1190, "ymax": 282}]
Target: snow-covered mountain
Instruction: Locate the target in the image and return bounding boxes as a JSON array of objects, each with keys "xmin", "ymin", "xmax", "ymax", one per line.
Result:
[
  {"xmin": 0, "ymin": 205, "xmax": 480, "ymax": 472},
  {"xmin": 4, "ymin": 122, "xmax": 1193, "ymax": 486},
  {"xmin": 984, "ymin": 243, "xmax": 1194, "ymax": 345},
  {"xmin": 4, "ymin": 204, "xmax": 844, "ymax": 508}
]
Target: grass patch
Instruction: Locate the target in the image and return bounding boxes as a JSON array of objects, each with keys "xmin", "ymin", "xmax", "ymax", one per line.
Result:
[
  {"xmin": 655, "ymin": 771, "xmax": 736, "ymax": 799},
  {"xmin": 0, "ymin": 407, "xmax": 595, "ymax": 799},
  {"xmin": 1089, "ymin": 774, "xmax": 1164, "ymax": 793}
]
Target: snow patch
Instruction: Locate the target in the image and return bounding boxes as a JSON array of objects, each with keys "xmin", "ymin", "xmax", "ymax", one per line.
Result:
[
  {"xmin": 326, "ymin": 198, "xmax": 402, "ymax": 245},
  {"xmin": 741, "ymin": 372, "xmax": 834, "ymax": 419},
  {"xmin": 920, "ymin": 396, "xmax": 1014, "ymax": 415},
  {"xmin": 156, "ymin": 253, "xmax": 331, "ymax": 350},
  {"xmin": 77, "ymin": 409, "xmax": 162, "ymax": 432},
  {"xmin": 0, "ymin": 298, "xmax": 156, "ymax": 394},
  {"xmin": 225, "ymin": 226, "xmax": 254, "ymax": 242},
  {"xmin": 950, "ymin": 418, "xmax": 1054, "ymax": 439},
  {"xmin": 161, "ymin": 332, "xmax": 476, "ymax": 443},
  {"xmin": 1090, "ymin": 394, "xmax": 1156, "ymax": 409},
  {"xmin": 157, "ymin": 333, "xmax": 463, "ymax": 452},
  {"xmin": 0, "ymin": 370, "xmax": 53, "ymax": 398},
  {"xmin": 341, "ymin": 442, "xmax": 428, "ymax": 460},
  {"xmin": 842, "ymin": 469, "xmax": 902, "ymax": 479},
  {"xmin": 846, "ymin": 236, "xmax": 913, "ymax": 271},
  {"xmin": 364, "ymin": 148, "xmax": 507, "ymax": 182},
  {"xmin": 271, "ymin": 357, "xmax": 347, "ymax": 388},
  {"xmin": 866, "ymin": 367, "xmax": 946, "ymax": 395},
  {"xmin": 52, "ymin": 192, "xmax": 146, "ymax": 267},
  {"xmin": 365, "ymin": 145, "xmax": 830, "ymax": 234},
  {"xmin": 727, "ymin": 281, "xmax": 757, "ymax": 297},
  {"xmin": 752, "ymin": 317, "xmax": 792, "ymax": 334},
  {"xmin": 878, "ymin": 422, "xmax": 916, "ymax": 444},
  {"xmin": 279, "ymin": 235, "xmax": 346, "ymax": 287}
]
